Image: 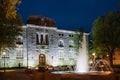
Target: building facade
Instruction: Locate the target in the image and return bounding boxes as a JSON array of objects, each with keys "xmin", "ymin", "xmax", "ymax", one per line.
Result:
[{"xmin": 0, "ymin": 16, "xmax": 88, "ymax": 68}]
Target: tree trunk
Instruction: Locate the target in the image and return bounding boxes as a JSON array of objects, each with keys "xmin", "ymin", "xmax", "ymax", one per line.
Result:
[{"xmin": 109, "ymin": 52, "xmax": 113, "ymax": 67}]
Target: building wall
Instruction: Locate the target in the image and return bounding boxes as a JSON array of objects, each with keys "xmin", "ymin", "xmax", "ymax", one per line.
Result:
[
  {"xmin": 1, "ymin": 23, "xmax": 119, "ymax": 68},
  {"xmin": 0, "ymin": 24, "xmax": 85, "ymax": 68},
  {"xmin": 24, "ymin": 24, "xmax": 77, "ymax": 67}
]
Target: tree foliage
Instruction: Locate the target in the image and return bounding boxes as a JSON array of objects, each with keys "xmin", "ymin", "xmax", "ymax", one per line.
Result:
[
  {"xmin": 91, "ymin": 11, "xmax": 120, "ymax": 66},
  {"xmin": 0, "ymin": 0, "xmax": 23, "ymax": 50},
  {"xmin": 73, "ymin": 28, "xmax": 84, "ymax": 52},
  {"xmin": 0, "ymin": 0, "xmax": 21, "ymax": 19}
]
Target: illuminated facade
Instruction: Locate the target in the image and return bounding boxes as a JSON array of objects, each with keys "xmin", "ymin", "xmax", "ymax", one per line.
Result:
[
  {"xmin": 0, "ymin": 16, "xmax": 88, "ymax": 68},
  {"xmin": 24, "ymin": 24, "xmax": 77, "ymax": 67},
  {"xmin": 0, "ymin": 24, "xmax": 78, "ymax": 68}
]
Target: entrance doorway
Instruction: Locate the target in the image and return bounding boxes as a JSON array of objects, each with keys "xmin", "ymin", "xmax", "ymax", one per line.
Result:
[{"xmin": 39, "ymin": 54, "xmax": 46, "ymax": 66}]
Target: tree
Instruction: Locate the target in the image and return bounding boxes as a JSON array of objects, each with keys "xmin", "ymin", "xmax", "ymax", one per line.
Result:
[
  {"xmin": 91, "ymin": 11, "xmax": 120, "ymax": 66},
  {"xmin": 0, "ymin": 0, "xmax": 21, "ymax": 19},
  {"xmin": 73, "ymin": 28, "xmax": 84, "ymax": 53},
  {"xmin": 0, "ymin": 0, "xmax": 23, "ymax": 51}
]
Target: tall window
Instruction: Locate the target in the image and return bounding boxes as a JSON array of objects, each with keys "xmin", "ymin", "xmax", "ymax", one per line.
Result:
[
  {"xmin": 45, "ymin": 34, "xmax": 49, "ymax": 45},
  {"xmin": 16, "ymin": 47, "xmax": 23, "ymax": 59},
  {"xmin": 36, "ymin": 33, "xmax": 49, "ymax": 45},
  {"xmin": 58, "ymin": 50, "xmax": 64, "ymax": 59},
  {"xmin": 36, "ymin": 33, "xmax": 39, "ymax": 44},
  {"xmin": 41, "ymin": 34, "xmax": 43, "ymax": 44}
]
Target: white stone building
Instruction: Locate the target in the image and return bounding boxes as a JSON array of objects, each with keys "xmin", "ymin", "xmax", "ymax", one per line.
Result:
[{"xmin": 0, "ymin": 16, "xmax": 88, "ymax": 68}]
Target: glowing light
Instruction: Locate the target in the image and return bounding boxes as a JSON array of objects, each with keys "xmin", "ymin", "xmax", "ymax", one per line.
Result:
[
  {"xmin": 35, "ymin": 67, "xmax": 38, "ymax": 70},
  {"xmin": 89, "ymin": 61, "xmax": 93, "ymax": 64},
  {"xmin": 107, "ymin": 54, "xmax": 109, "ymax": 57},
  {"xmin": 92, "ymin": 53, "xmax": 96, "ymax": 56},
  {"xmin": 3, "ymin": 51, "xmax": 6, "ymax": 56}
]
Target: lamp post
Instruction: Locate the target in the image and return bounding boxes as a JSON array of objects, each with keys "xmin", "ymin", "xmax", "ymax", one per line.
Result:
[
  {"xmin": 92, "ymin": 52, "xmax": 96, "ymax": 60},
  {"xmin": 3, "ymin": 51, "xmax": 6, "ymax": 72}
]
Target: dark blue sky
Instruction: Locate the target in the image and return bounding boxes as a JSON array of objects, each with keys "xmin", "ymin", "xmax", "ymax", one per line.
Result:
[{"xmin": 18, "ymin": 0, "xmax": 119, "ymax": 32}]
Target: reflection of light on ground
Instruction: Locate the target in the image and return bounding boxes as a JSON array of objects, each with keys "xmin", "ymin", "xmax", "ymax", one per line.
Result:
[
  {"xmin": 0, "ymin": 69, "xmax": 25, "ymax": 72},
  {"xmin": 0, "ymin": 70, "xmax": 14, "ymax": 72}
]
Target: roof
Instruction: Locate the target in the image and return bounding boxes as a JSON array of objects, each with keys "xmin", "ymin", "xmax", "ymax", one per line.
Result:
[{"xmin": 27, "ymin": 15, "xmax": 55, "ymax": 27}]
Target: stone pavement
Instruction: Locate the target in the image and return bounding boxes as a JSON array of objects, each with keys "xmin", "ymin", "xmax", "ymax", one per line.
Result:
[
  {"xmin": 0, "ymin": 69, "xmax": 34, "ymax": 80},
  {"xmin": 1, "ymin": 69, "xmax": 120, "ymax": 80}
]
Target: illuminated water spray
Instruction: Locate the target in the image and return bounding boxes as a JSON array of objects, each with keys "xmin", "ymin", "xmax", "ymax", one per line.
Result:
[{"xmin": 76, "ymin": 33, "xmax": 89, "ymax": 73}]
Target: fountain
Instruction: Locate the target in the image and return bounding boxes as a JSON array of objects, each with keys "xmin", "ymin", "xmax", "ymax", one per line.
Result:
[
  {"xmin": 75, "ymin": 33, "xmax": 89, "ymax": 73},
  {"xmin": 75, "ymin": 33, "xmax": 112, "ymax": 74},
  {"xmin": 90, "ymin": 59, "xmax": 113, "ymax": 74}
]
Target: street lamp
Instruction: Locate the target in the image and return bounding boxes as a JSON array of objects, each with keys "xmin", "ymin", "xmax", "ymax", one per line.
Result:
[
  {"xmin": 2, "ymin": 51, "xmax": 6, "ymax": 72},
  {"xmin": 92, "ymin": 52, "xmax": 96, "ymax": 61}
]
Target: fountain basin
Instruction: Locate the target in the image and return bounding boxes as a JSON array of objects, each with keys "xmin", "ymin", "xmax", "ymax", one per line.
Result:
[
  {"xmin": 51, "ymin": 71, "xmax": 112, "ymax": 75},
  {"xmin": 43, "ymin": 71, "xmax": 115, "ymax": 80}
]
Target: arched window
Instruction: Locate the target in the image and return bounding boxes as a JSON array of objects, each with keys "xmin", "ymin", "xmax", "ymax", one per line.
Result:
[
  {"xmin": 16, "ymin": 36, "xmax": 23, "ymax": 44},
  {"xmin": 58, "ymin": 40, "xmax": 64, "ymax": 47}
]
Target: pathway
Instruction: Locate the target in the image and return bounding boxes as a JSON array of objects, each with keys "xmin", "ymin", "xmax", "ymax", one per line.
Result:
[{"xmin": 0, "ymin": 69, "xmax": 34, "ymax": 80}]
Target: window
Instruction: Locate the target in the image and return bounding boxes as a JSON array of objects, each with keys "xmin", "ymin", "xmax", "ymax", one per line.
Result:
[
  {"xmin": 36, "ymin": 33, "xmax": 49, "ymax": 45},
  {"xmin": 58, "ymin": 50, "xmax": 64, "ymax": 59},
  {"xmin": 45, "ymin": 34, "xmax": 49, "ymax": 45},
  {"xmin": 31, "ymin": 33, "xmax": 34, "ymax": 43},
  {"xmin": 58, "ymin": 40, "xmax": 64, "ymax": 47},
  {"xmin": 59, "ymin": 33, "xmax": 64, "ymax": 36},
  {"xmin": 41, "ymin": 34, "xmax": 43, "ymax": 44},
  {"xmin": 36, "ymin": 33, "xmax": 39, "ymax": 44},
  {"xmin": 68, "ymin": 50, "xmax": 75, "ymax": 59},
  {"xmin": 69, "ymin": 35, "xmax": 74, "ymax": 37},
  {"xmin": 16, "ymin": 36, "xmax": 23, "ymax": 44},
  {"xmin": 69, "ymin": 40, "xmax": 74, "ymax": 48},
  {"xmin": 16, "ymin": 47, "xmax": 23, "ymax": 59}
]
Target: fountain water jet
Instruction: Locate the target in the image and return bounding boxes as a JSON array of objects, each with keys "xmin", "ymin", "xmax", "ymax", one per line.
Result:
[
  {"xmin": 75, "ymin": 33, "xmax": 89, "ymax": 73},
  {"xmin": 90, "ymin": 59, "xmax": 113, "ymax": 72}
]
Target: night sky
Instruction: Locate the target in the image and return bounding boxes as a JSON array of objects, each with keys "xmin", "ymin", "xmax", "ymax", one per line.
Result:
[{"xmin": 18, "ymin": 0, "xmax": 120, "ymax": 32}]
